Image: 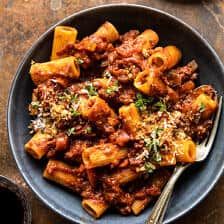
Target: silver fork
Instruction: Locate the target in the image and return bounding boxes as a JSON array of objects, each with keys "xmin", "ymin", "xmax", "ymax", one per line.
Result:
[{"xmin": 146, "ymin": 95, "xmax": 223, "ymax": 224}]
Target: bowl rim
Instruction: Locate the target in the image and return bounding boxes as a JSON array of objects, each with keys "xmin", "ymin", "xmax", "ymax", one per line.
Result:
[{"xmin": 7, "ymin": 3, "xmax": 224, "ymax": 224}]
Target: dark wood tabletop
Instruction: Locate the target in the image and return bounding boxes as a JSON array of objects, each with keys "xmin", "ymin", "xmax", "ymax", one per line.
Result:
[{"xmin": 1, "ymin": 0, "xmax": 224, "ymax": 223}]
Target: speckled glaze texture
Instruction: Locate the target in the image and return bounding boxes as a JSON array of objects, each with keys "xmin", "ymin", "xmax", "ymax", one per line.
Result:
[
  {"xmin": 6, "ymin": 4, "xmax": 224, "ymax": 224},
  {"xmin": 0, "ymin": 175, "xmax": 32, "ymax": 224}
]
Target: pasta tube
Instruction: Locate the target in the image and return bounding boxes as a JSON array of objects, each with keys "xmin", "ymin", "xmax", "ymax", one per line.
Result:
[
  {"xmin": 134, "ymin": 70, "xmax": 152, "ymax": 95},
  {"xmin": 160, "ymin": 151, "xmax": 177, "ymax": 166},
  {"xmin": 134, "ymin": 69, "xmax": 167, "ymax": 96},
  {"xmin": 132, "ymin": 198, "xmax": 151, "ymax": 215},
  {"xmin": 82, "ymin": 199, "xmax": 108, "ymax": 218},
  {"xmin": 94, "ymin": 21, "xmax": 119, "ymax": 42},
  {"xmin": 79, "ymin": 96, "xmax": 118, "ymax": 132},
  {"xmin": 164, "ymin": 46, "xmax": 182, "ymax": 70},
  {"xmin": 175, "ymin": 139, "xmax": 196, "ymax": 163},
  {"xmin": 43, "ymin": 159, "xmax": 78, "ymax": 191},
  {"xmin": 51, "ymin": 26, "xmax": 78, "ymax": 60},
  {"xmin": 25, "ymin": 132, "xmax": 53, "ymax": 159},
  {"xmin": 148, "ymin": 45, "xmax": 181, "ymax": 72},
  {"xmin": 30, "ymin": 56, "xmax": 80, "ymax": 85},
  {"xmin": 147, "ymin": 51, "xmax": 169, "ymax": 72},
  {"xmin": 193, "ymin": 93, "xmax": 218, "ymax": 119},
  {"xmin": 136, "ymin": 29, "xmax": 159, "ymax": 52},
  {"xmin": 119, "ymin": 103, "xmax": 140, "ymax": 136},
  {"xmin": 110, "ymin": 168, "xmax": 138, "ymax": 185},
  {"xmin": 82, "ymin": 143, "xmax": 127, "ymax": 169}
]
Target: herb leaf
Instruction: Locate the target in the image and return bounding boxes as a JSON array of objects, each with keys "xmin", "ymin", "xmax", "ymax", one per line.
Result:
[
  {"xmin": 85, "ymin": 83, "xmax": 98, "ymax": 96},
  {"xmin": 70, "ymin": 108, "xmax": 80, "ymax": 117},
  {"xmin": 144, "ymin": 127, "xmax": 164, "ymax": 163},
  {"xmin": 153, "ymin": 100, "xmax": 167, "ymax": 112},
  {"xmin": 144, "ymin": 162, "xmax": 156, "ymax": 173},
  {"xmin": 199, "ymin": 102, "xmax": 206, "ymax": 113},
  {"xmin": 71, "ymin": 94, "xmax": 79, "ymax": 102},
  {"xmin": 76, "ymin": 58, "xmax": 84, "ymax": 64},
  {"xmin": 106, "ymin": 81, "xmax": 119, "ymax": 95},
  {"xmin": 67, "ymin": 127, "xmax": 76, "ymax": 136},
  {"xmin": 31, "ymin": 101, "xmax": 40, "ymax": 109},
  {"xmin": 86, "ymin": 126, "xmax": 92, "ymax": 134},
  {"xmin": 135, "ymin": 93, "xmax": 153, "ymax": 111},
  {"xmin": 152, "ymin": 151, "xmax": 162, "ymax": 162}
]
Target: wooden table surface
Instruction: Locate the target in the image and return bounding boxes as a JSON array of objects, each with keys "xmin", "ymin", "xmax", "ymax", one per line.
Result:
[{"xmin": 1, "ymin": 0, "xmax": 224, "ymax": 223}]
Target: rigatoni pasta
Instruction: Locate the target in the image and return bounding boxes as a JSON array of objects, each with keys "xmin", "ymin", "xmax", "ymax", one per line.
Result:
[
  {"xmin": 82, "ymin": 199, "xmax": 108, "ymax": 218},
  {"xmin": 25, "ymin": 21, "xmax": 218, "ymax": 218},
  {"xmin": 132, "ymin": 198, "xmax": 151, "ymax": 215},
  {"xmin": 25, "ymin": 132, "xmax": 53, "ymax": 159},
  {"xmin": 30, "ymin": 56, "xmax": 80, "ymax": 85},
  {"xmin": 82, "ymin": 143, "xmax": 127, "ymax": 169},
  {"xmin": 43, "ymin": 159, "xmax": 79, "ymax": 191},
  {"xmin": 94, "ymin": 21, "xmax": 119, "ymax": 42},
  {"xmin": 51, "ymin": 26, "xmax": 78, "ymax": 60},
  {"xmin": 135, "ymin": 29, "xmax": 159, "ymax": 52},
  {"xmin": 109, "ymin": 168, "xmax": 139, "ymax": 185},
  {"xmin": 147, "ymin": 45, "xmax": 182, "ymax": 72},
  {"xmin": 175, "ymin": 139, "xmax": 196, "ymax": 163},
  {"xmin": 119, "ymin": 103, "xmax": 140, "ymax": 136}
]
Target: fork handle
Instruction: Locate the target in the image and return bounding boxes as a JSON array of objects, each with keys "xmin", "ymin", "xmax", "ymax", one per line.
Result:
[
  {"xmin": 158, "ymin": 191, "xmax": 172, "ymax": 224},
  {"xmin": 146, "ymin": 164, "xmax": 189, "ymax": 224}
]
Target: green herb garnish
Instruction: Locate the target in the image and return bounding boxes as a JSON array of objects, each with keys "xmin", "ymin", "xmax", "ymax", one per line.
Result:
[
  {"xmin": 151, "ymin": 127, "xmax": 164, "ymax": 139},
  {"xmin": 199, "ymin": 103, "xmax": 206, "ymax": 113},
  {"xmin": 67, "ymin": 127, "xmax": 76, "ymax": 136},
  {"xmin": 71, "ymin": 94, "xmax": 78, "ymax": 102},
  {"xmin": 85, "ymin": 83, "xmax": 98, "ymax": 96},
  {"xmin": 86, "ymin": 126, "xmax": 92, "ymax": 134},
  {"xmin": 135, "ymin": 93, "xmax": 153, "ymax": 111},
  {"xmin": 31, "ymin": 101, "xmax": 40, "ymax": 109},
  {"xmin": 76, "ymin": 58, "xmax": 84, "ymax": 64},
  {"xmin": 144, "ymin": 162, "xmax": 156, "ymax": 173},
  {"xmin": 152, "ymin": 151, "xmax": 162, "ymax": 162},
  {"xmin": 106, "ymin": 81, "xmax": 119, "ymax": 95},
  {"xmin": 153, "ymin": 100, "xmax": 167, "ymax": 112},
  {"xmin": 145, "ymin": 138, "xmax": 160, "ymax": 152},
  {"xmin": 58, "ymin": 92, "xmax": 68, "ymax": 100},
  {"xmin": 144, "ymin": 127, "xmax": 164, "ymax": 163},
  {"xmin": 70, "ymin": 108, "xmax": 80, "ymax": 117}
]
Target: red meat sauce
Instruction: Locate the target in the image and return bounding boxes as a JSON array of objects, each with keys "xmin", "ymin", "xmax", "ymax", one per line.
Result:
[{"xmin": 29, "ymin": 27, "xmax": 217, "ymax": 215}]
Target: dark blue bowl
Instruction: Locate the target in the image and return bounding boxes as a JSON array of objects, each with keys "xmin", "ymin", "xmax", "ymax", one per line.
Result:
[{"xmin": 7, "ymin": 4, "xmax": 224, "ymax": 224}]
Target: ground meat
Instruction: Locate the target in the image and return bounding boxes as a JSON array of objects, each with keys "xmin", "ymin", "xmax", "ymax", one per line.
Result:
[
  {"xmin": 64, "ymin": 140, "xmax": 91, "ymax": 163},
  {"xmin": 117, "ymin": 86, "xmax": 136, "ymax": 105},
  {"xmin": 178, "ymin": 114, "xmax": 213, "ymax": 141},
  {"xmin": 105, "ymin": 30, "xmax": 147, "ymax": 83},
  {"xmin": 109, "ymin": 129, "xmax": 131, "ymax": 146},
  {"xmin": 32, "ymin": 80, "xmax": 62, "ymax": 108},
  {"xmin": 134, "ymin": 169, "xmax": 171, "ymax": 199},
  {"xmin": 93, "ymin": 78, "xmax": 136, "ymax": 105},
  {"xmin": 162, "ymin": 60, "xmax": 198, "ymax": 90},
  {"xmin": 119, "ymin": 30, "xmax": 140, "ymax": 43},
  {"xmin": 102, "ymin": 177, "xmax": 134, "ymax": 215},
  {"xmin": 46, "ymin": 133, "xmax": 69, "ymax": 158},
  {"xmin": 128, "ymin": 144, "xmax": 145, "ymax": 167}
]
